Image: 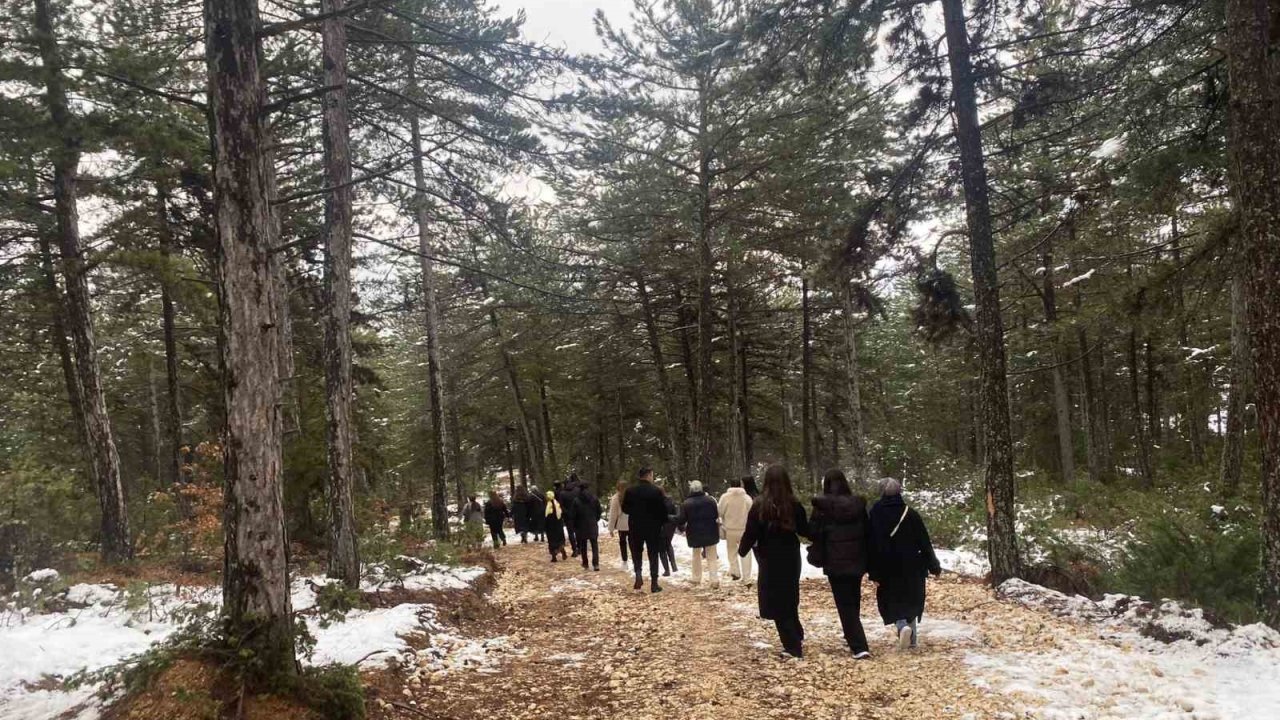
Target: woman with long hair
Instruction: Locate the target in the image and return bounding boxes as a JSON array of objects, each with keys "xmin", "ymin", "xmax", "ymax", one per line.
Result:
[
  {"xmin": 809, "ymin": 468, "xmax": 871, "ymax": 658},
  {"xmin": 737, "ymin": 464, "xmax": 809, "ymax": 657}
]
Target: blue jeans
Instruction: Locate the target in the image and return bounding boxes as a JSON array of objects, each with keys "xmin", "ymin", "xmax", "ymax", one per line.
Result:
[{"xmin": 895, "ymin": 618, "xmax": 918, "ymax": 646}]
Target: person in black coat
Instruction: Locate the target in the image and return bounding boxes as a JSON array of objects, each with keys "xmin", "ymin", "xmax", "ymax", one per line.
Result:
[
  {"xmin": 676, "ymin": 480, "xmax": 720, "ymax": 587},
  {"xmin": 525, "ymin": 485, "xmax": 545, "ymax": 541},
  {"xmin": 572, "ymin": 485, "xmax": 603, "ymax": 571},
  {"xmin": 738, "ymin": 464, "xmax": 809, "ymax": 658},
  {"xmin": 621, "ymin": 466, "xmax": 668, "ymax": 593},
  {"xmin": 659, "ymin": 491, "xmax": 679, "ymax": 575},
  {"xmin": 557, "ymin": 476, "xmax": 581, "ymax": 557},
  {"xmin": 512, "ymin": 485, "xmax": 532, "ymax": 543},
  {"xmin": 483, "ymin": 492, "xmax": 509, "ymax": 548},
  {"xmin": 742, "ymin": 476, "xmax": 761, "ymax": 500},
  {"xmin": 808, "ymin": 469, "xmax": 871, "ymax": 657},
  {"xmin": 543, "ymin": 490, "xmax": 568, "ymax": 561},
  {"xmin": 868, "ymin": 478, "xmax": 941, "ymax": 650}
]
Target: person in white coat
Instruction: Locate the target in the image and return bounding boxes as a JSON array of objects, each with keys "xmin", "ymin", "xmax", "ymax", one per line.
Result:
[
  {"xmin": 607, "ymin": 481, "xmax": 630, "ymax": 568},
  {"xmin": 718, "ymin": 476, "xmax": 754, "ymax": 582}
]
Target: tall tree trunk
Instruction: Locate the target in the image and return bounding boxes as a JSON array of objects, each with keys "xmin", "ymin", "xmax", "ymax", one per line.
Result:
[
  {"xmin": 1128, "ymin": 329, "xmax": 1156, "ymax": 488},
  {"xmin": 1220, "ymin": 268, "xmax": 1250, "ymax": 496},
  {"xmin": 449, "ymin": 404, "xmax": 463, "ymax": 508},
  {"xmin": 34, "ymin": 0, "xmax": 131, "ymax": 564},
  {"xmin": 488, "ymin": 304, "xmax": 542, "ymax": 484},
  {"xmin": 801, "ymin": 276, "xmax": 816, "ymax": 490},
  {"xmin": 840, "ymin": 278, "xmax": 867, "ymax": 482},
  {"xmin": 1077, "ymin": 327, "xmax": 1111, "ymax": 483},
  {"xmin": 320, "ymin": 0, "xmax": 358, "ymax": 587},
  {"xmin": 637, "ymin": 274, "xmax": 689, "ymax": 488},
  {"xmin": 740, "ymin": 336, "xmax": 753, "ymax": 470},
  {"xmin": 1145, "ymin": 338, "xmax": 1162, "ymax": 444},
  {"xmin": 37, "ymin": 232, "xmax": 88, "ymax": 468},
  {"xmin": 941, "ymin": 0, "xmax": 1020, "ymax": 582},
  {"xmin": 148, "ymin": 359, "xmax": 163, "ymax": 486},
  {"xmin": 539, "ymin": 377, "xmax": 559, "ymax": 479},
  {"xmin": 726, "ymin": 274, "xmax": 749, "ymax": 477},
  {"xmin": 156, "ymin": 190, "xmax": 185, "ymax": 487},
  {"xmin": 692, "ymin": 71, "xmax": 715, "ymax": 492},
  {"xmin": 407, "ymin": 62, "xmax": 451, "ymax": 539},
  {"xmin": 1224, "ymin": 0, "xmax": 1280, "ymax": 627},
  {"xmin": 504, "ymin": 425, "xmax": 516, "ymax": 496},
  {"xmin": 203, "ymin": 0, "xmax": 294, "ymax": 676},
  {"xmin": 1041, "ymin": 244, "xmax": 1076, "ymax": 483},
  {"xmin": 1172, "ymin": 223, "xmax": 1207, "ymax": 465}
]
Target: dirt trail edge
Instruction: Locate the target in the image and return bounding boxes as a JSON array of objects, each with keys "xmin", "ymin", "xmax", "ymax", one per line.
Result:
[{"xmin": 367, "ymin": 542, "xmax": 1043, "ymax": 720}]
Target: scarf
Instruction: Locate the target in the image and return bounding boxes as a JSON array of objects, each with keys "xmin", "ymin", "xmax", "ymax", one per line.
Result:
[{"xmin": 545, "ymin": 492, "xmax": 562, "ymax": 519}]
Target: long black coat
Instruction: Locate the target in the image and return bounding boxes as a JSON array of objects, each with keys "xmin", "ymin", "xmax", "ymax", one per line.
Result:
[
  {"xmin": 557, "ymin": 484, "xmax": 578, "ymax": 528},
  {"xmin": 660, "ymin": 495, "xmax": 678, "ymax": 542},
  {"xmin": 621, "ymin": 481, "xmax": 667, "ymax": 540},
  {"xmin": 572, "ymin": 490, "xmax": 603, "ymax": 539},
  {"xmin": 737, "ymin": 500, "xmax": 809, "ymax": 620},
  {"xmin": 809, "ymin": 494, "xmax": 870, "ymax": 577},
  {"xmin": 677, "ymin": 492, "xmax": 720, "ymax": 548},
  {"xmin": 483, "ymin": 499, "xmax": 508, "ymax": 529},
  {"xmin": 512, "ymin": 490, "xmax": 532, "ymax": 533},
  {"xmin": 868, "ymin": 494, "xmax": 940, "ymax": 624},
  {"xmin": 525, "ymin": 490, "xmax": 546, "ymax": 534},
  {"xmin": 544, "ymin": 499, "xmax": 567, "ymax": 550}
]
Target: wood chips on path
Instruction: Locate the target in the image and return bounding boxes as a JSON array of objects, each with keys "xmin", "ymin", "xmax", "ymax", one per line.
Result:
[{"xmin": 367, "ymin": 541, "xmax": 1049, "ymax": 720}]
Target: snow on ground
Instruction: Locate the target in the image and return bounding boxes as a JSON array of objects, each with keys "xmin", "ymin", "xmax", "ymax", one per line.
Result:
[
  {"xmin": 966, "ymin": 579, "xmax": 1280, "ymax": 719},
  {"xmin": 0, "ymin": 562, "xmax": 488, "ymax": 720}
]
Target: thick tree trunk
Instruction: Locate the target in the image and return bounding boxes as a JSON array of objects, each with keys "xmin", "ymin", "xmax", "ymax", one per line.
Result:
[
  {"xmin": 203, "ymin": 0, "xmax": 294, "ymax": 676},
  {"xmin": 840, "ymin": 279, "xmax": 867, "ymax": 482},
  {"xmin": 1220, "ymin": 269, "xmax": 1250, "ymax": 496},
  {"xmin": 320, "ymin": 0, "xmax": 359, "ymax": 587},
  {"xmin": 1041, "ymin": 245, "xmax": 1075, "ymax": 483},
  {"xmin": 692, "ymin": 72, "xmax": 715, "ymax": 492},
  {"xmin": 637, "ymin": 274, "xmax": 689, "ymax": 488},
  {"xmin": 408, "ymin": 66, "xmax": 451, "ymax": 538},
  {"xmin": 35, "ymin": 0, "xmax": 132, "ymax": 564},
  {"xmin": 941, "ymin": 0, "xmax": 1020, "ymax": 582},
  {"xmin": 1224, "ymin": 0, "xmax": 1280, "ymax": 626},
  {"xmin": 156, "ymin": 191, "xmax": 185, "ymax": 487},
  {"xmin": 1128, "ymin": 329, "xmax": 1156, "ymax": 488}
]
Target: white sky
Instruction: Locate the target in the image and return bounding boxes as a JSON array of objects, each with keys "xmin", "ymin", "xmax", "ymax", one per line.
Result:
[{"xmin": 494, "ymin": 0, "xmax": 633, "ymax": 55}]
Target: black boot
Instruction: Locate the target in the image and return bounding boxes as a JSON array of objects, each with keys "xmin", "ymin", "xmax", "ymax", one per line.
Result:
[
  {"xmin": 651, "ymin": 580, "xmax": 662, "ymax": 593},
  {"xmin": 633, "ymin": 576, "xmax": 643, "ymax": 590}
]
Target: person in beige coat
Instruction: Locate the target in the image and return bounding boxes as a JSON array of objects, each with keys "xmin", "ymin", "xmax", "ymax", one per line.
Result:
[
  {"xmin": 607, "ymin": 481, "xmax": 630, "ymax": 568},
  {"xmin": 718, "ymin": 476, "xmax": 754, "ymax": 582}
]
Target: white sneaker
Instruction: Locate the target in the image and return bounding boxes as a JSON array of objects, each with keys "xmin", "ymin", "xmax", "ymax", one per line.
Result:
[
  {"xmin": 897, "ymin": 625, "xmax": 912, "ymax": 651},
  {"xmin": 853, "ymin": 651, "xmax": 872, "ymax": 660}
]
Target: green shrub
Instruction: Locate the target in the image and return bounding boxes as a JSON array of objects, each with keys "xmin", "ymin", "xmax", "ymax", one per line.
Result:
[{"xmin": 1109, "ymin": 513, "xmax": 1261, "ymax": 624}]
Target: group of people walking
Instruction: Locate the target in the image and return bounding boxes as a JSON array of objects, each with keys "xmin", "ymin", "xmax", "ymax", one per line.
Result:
[{"xmin": 469, "ymin": 462, "xmax": 941, "ymax": 661}]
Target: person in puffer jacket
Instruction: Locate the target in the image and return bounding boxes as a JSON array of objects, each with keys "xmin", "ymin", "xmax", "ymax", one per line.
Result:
[
  {"xmin": 808, "ymin": 468, "xmax": 871, "ymax": 658},
  {"xmin": 676, "ymin": 481, "xmax": 721, "ymax": 587},
  {"xmin": 718, "ymin": 477, "xmax": 754, "ymax": 582}
]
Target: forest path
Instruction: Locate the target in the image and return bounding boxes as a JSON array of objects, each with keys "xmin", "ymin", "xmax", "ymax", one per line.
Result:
[{"xmin": 367, "ymin": 540, "xmax": 1043, "ymax": 720}]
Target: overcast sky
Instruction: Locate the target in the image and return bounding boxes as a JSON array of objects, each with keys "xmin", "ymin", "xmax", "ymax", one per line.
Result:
[{"xmin": 493, "ymin": 0, "xmax": 633, "ymax": 55}]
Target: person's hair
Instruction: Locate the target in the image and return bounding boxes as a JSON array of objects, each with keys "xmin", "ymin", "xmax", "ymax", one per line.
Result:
[
  {"xmin": 616, "ymin": 481, "xmax": 627, "ymax": 493},
  {"xmin": 728, "ymin": 477, "xmax": 742, "ymax": 488},
  {"xmin": 743, "ymin": 476, "xmax": 760, "ymax": 495},
  {"xmin": 756, "ymin": 464, "xmax": 797, "ymax": 531},
  {"xmin": 568, "ymin": 472, "xmax": 580, "ymax": 484},
  {"xmin": 489, "ymin": 490, "xmax": 504, "ymax": 505},
  {"xmin": 881, "ymin": 478, "xmax": 902, "ymax": 496},
  {"xmin": 469, "ymin": 495, "xmax": 477, "ymax": 502},
  {"xmin": 636, "ymin": 466, "xmax": 653, "ymax": 481},
  {"xmin": 822, "ymin": 469, "xmax": 852, "ymax": 496},
  {"xmin": 689, "ymin": 480, "xmax": 703, "ymax": 493}
]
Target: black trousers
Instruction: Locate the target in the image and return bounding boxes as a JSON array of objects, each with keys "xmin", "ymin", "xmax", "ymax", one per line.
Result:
[
  {"xmin": 773, "ymin": 606, "xmax": 805, "ymax": 658},
  {"xmin": 628, "ymin": 533, "xmax": 662, "ymax": 581},
  {"xmin": 488, "ymin": 524, "xmax": 506, "ymax": 547},
  {"xmin": 659, "ymin": 535, "xmax": 678, "ymax": 572},
  {"xmin": 828, "ymin": 574, "xmax": 869, "ymax": 653},
  {"xmin": 566, "ymin": 523, "xmax": 579, "ymax": 554},
  {"xmin": 617, "ymin": 530, "xmax": 630, "ymax": 562},
  {"xmin": 578, "ymin": 535, "xmax": 599, "ymax": 568}
]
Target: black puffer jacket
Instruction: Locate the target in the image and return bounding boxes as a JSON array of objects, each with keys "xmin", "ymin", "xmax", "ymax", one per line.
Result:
[
  {"xmin": 809, "ymin": 493, "xmax": 870, "ymax": 577},
  {"xmin": 677, "ymin": 492, "xmax": 720, "ymax": 548}
]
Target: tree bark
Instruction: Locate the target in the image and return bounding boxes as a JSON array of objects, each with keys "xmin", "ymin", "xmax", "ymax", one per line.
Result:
[
  {"xmin": 1077, "ymin": 327, "xmax": 1111, "ymax": 483},
  {"xmin": 1220, "ymin": 267, "xmax": 1250, "ymax": 496},
  {"xmin": 637, "ymin": 274, "xmax": 689, "ymax": 489},
  {"xmin": 941, "ymin": 0, "xmax": 1020, "ymax": 582},
  {"xmin": 801, "ymin": 275, "xmax": 816, "ymax": 490},
  {"xmin": 1145, "ymin": 338, "xmax": 1162, "ymax": 444},
  {"xmin": 1128, "ymin": 329, "xmax": 1156, "ymax": 488},
  {"xmin": 539, "ymin": 377, "xmax": 559, "ymax": 479},
  {"xmin": 840, "ymin": 278, "xmax": 867, "ymax": 483},
  {"xmin": 156, "ymin": 190, "xmax": 185, "ymax": 487},
  {"xmin": 1172, "ymin": 223, "xmax": 1207, "ymax": 465},
  {"xmin": 407, "ymin": 59, "xmax": 451, "ymax": 539},
  {"xmin": 692, "ymin": 72, "xmax": 715, "ymax": 492},
  {"xmin": 34, "ymin": 0, "xmax": 132, "ymax": 564},
  {"xmin": 504, "ymin": 425, "xmax": 516, "ymax": 496},
  {"xmin": 1223, "ymin": 0, "xmax": 1280, "ymax": 626},
  {"xmin": 726, "ymin": 273, "xmax": 749, "ymax": 477},
  {"xmin": 320, "ymin": 0, "xmax": 359, "ymax": 587},
  {"xmin": 488, "ymin": 303, "xmax": 542, "ymax": 485},
  {"xmin": 1041, "ymin": 243, "xmax": 1075, "ymax": 483},
  {"xmin": 36, "ymin": 232, "xmax": 88, "ymax": 469},
  {"xmin": 203, "ymin": 0, "xmax": 294, "ymax": 676}
]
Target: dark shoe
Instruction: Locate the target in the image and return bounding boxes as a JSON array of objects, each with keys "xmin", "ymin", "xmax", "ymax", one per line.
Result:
[
  {"xmin": 651, "ymin": 582, "xmax": 662, "ymax": 593},
  {"xmin": 581, "ymin": 561, "xmax": 589, "ymax": 569},
  {"xmin": 551, "ymin": 556, "xmax": 558, "ymax": 563},
  {"xmin": 662, "ymin": 570, "xmax": 671, "ymax": 577},
  {"xmin": 633, "ymin": 576, "xmax": 643, "ymax": 590},
  {"xmin": 731, "ymin": 575, "xmax": 741, "ymax": 581},
  {"xmin": 593, "ymin": 565, "xmax": 600, "ymax": 572}
]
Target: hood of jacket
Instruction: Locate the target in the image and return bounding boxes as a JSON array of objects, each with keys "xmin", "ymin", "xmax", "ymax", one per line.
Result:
[{"xmin": 812, "ymin": 493, "xmax": 866, "ymax": 521}]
